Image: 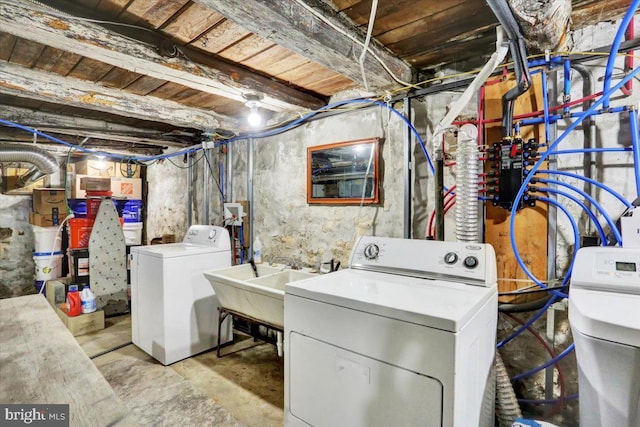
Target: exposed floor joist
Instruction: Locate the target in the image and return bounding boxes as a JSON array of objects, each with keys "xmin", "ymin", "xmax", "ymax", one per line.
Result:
[
  {"xmin": 0, "ymin": 0, "xmax": 325, "ymax": 112},
  {"xmin": 0, "ymin": 61, "xmax": 233, "ymax": 131},
  {"xmin": 199, "ymin": 0, "xmax": 413, "ymax": 90},
  {"xmin": 2, "ymin": 106, "xmax": 194, "ymax": 147}
]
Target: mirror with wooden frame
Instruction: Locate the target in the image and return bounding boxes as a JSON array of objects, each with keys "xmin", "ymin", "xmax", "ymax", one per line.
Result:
[{"xmin": 307, "ymin": 138, "xmax": 380, "ymax": 205}]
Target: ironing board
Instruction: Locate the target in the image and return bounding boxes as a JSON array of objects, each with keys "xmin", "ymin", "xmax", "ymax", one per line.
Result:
[{"xmin": 89, "ymin": 198, "xmax": 128, "ymax": 316}]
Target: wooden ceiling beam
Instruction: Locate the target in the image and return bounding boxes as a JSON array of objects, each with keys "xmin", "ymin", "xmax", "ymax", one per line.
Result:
[
  {"xmin": 197, "ymin": 0, "xmax": 414, "ymax": 90},
  {"xmin": 0, "ymin": 61, "xmax": 233, "ymax": 131},
  {"xmin": 0, "ymin": 1, "xmax": 325, "ymax": 112},
  {"xmin": 1, "ymin": 106, "xmax": 177, "ymax": 136},
  {"xmin": 0, "ymin": 106, "xmax": 193, "ymax": 148}
]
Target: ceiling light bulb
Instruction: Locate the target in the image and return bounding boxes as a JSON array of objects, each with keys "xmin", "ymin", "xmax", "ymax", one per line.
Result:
[
  {"xmin": 96, "ymin": 154, "xmax": 106, "ymax": 169},
  {"xmin": 247, "ymin": 105, "xmax": 263, "ymax": 127}
]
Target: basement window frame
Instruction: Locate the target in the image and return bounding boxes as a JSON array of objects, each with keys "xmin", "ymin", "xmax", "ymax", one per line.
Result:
[{"xmin": 306, "ymin": 138, "xmax": 381, "ymax": 205}]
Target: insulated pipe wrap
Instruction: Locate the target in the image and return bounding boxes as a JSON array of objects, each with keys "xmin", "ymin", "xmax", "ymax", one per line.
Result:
[{"xmin": 0, "ymin": 143, "xmax": 59, "ymax": 185}]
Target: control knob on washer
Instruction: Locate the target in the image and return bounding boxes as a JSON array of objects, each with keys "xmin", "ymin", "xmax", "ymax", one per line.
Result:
[
  {"xmin": 463, "ymin": 256, "xmax": 479, "ymax": 269},
  {"xmin": 363, "ymin": 243, "xmax": 380, "ymax": 260},
  {"xmin": 444, "ymin": 252, "xmax": 458, "ymax": 265}
]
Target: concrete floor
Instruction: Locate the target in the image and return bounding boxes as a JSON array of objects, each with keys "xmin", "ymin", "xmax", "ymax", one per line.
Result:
[{"xmin": 75, "ymin": 315, "xmax": 284, "ymax": 427}]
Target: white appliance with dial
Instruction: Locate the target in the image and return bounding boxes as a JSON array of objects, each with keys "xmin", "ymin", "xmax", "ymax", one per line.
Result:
[
  {"xmin": 131, "ymin": 225, "xmax": 232, "ymax": 365},
  {"xmin": 569, "ymin": 247, "xmax": 640, "ymax": 427},
  {"xmin": 284, "ymin": 236, "xmax": 498, "ymax": 427}
]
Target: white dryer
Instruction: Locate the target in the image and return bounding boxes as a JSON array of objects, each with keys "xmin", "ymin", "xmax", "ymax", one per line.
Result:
[
  {"xmin": 569, "ymin": 247, "xmax": 640, "ymax": 427},
  {"xmin": 284, "ymin": 237, "xmax": 497, "ymax": 427},
  {"xmin": 131, "ymin": 225, "xmax": 232, "ymax": 365}
]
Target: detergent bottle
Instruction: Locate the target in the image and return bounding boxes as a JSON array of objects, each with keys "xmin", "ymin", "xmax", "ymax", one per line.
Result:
[
  {"xmin": 63, "ymin": 285, "xmax": 82, "ymax": 317},
  {"xmin": 80, "ymin": 286, "xmax": 97, "ymax": 314},
  {"xmin": 253, "ymin": 236, "xmax": 263, "ymax": 264}
]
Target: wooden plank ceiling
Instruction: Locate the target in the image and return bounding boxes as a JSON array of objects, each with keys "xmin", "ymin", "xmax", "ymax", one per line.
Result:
[{"xmin": 0, "ymin": 0, "xmax": 633, "ymax": 150}]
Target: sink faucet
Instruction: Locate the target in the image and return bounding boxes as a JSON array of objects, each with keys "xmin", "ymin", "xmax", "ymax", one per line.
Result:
[{"xmin": 269, "ymin": 256, "xmax": 301, "ymax": 270}]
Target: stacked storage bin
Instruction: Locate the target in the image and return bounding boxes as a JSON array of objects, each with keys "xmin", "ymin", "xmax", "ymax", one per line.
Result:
[
  {"xmin": 32, "ymin": 225, "xmax": 63, "ymax": 293},
  {"xmin": 67, "ymin": 178, "xmax": 119, "ymax": 289},
  {"xmin": 30, "ymin": 188, "xmax": 67, "ymax": 293},
  {"xmin": 121, "ymin": 199, "xmax": 143, "ymax": 245},
  {"xmin": 70, "ymin": 159, "xmax": 143, "ymax": 308}
]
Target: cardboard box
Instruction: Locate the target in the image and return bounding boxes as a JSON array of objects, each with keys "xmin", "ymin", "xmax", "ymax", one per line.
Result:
[
  {"xmin": 55, "ymin": 307, "xmax": 105, "ymax": 336},
  {"xmin": 32, "ymin": 188, "xmax": 67, "ymax": 214},
  {"xmin": 80, "ymin": 176, "xmax": 111, "ymax": 191},
  {"xmin": 111, "ymin": 177, "xmax": 142, "ymax": 199},
  {"xmin": 72, "ymin": 174, "xmax": 86, "ymax": 198},
  {"xmin": 30, "ymin": 212, "xmax": 68, "ymax": 227},
  {"xmin": 72, "ymin": 175, "xmax": 143, "ymax": 199},
  {"xmin": 75, "ymin": 159, "xmax": 141, "ymax": 178},
  {"xmin": 75, "ymin": 159, "xmax": 115, "ymax": 177},
  {"xmin": 1, "ymin": 167, "xmax": 46, "ymax": 194},
  {"xmin": 72, "ymin": 175, "xmax": 110, "ymax": 198}
]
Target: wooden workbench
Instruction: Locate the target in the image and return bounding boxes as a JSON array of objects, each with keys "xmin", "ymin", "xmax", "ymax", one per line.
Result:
[{"xmin": 0, "ymin": 294, "xmax": 137, "ymax": 426}]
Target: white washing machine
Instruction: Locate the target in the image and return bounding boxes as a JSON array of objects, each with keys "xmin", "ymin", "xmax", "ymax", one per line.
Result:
[
  {"xmin": 569, "ymin": 247, "xmax": 640, "ymax": 427},
  {"xmin": 130, "ymin": 225, "xmax": 232, "ymax": 365},
  {"xmin": 284, "ymin": 237, "xmax": 498, "ymax": 427}
]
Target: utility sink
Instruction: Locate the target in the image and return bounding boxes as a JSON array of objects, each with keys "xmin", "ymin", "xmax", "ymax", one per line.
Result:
[
  {"xmin": 203, "ymin": 264, "xmax": 316, "ymax": 329},
  {"xmin": 208, "ymin": 263, "xmax": 283, "ymax": 281},
  {"xmin": 248, "ymin": 270, "xmax": 316, "ymax": 292}
]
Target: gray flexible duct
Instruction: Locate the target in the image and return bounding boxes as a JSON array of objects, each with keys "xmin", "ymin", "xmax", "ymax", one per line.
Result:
[
  {"xmin": 0, "ymin": 143, "xmax": 59, "ymax": 186},
  {"xmin": 495, "ymin": 350, "xmax": 523, "ymax": 426}
]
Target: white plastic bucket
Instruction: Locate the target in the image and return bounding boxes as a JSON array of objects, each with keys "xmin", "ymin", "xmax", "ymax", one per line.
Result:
[
  {"xmin": 33, "ymin": 252, "xmax": 63, "ymax": 282},
  {"xmin": 123, "ymin": 222, "xmax": 143, "ymax": 245},
  {"xmin": 33, "ymin": 226, "xmax": 62, "ymax": 253}
]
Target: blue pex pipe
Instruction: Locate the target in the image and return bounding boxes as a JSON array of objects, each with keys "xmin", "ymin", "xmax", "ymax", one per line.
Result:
[
  {"xmin": 536, "ymin": 187, "xmax": 607, "ymax": 244},
  {"xmin": 518, "ymin": 106, "xmax": 629, "ymax": 127},
  {"xmin": 509, "ymin": 67, "xmax": 640, "ymax": 291},
  {"xmin": 502, "ymin": 193, "xmax": 575, "ymax": 303},
  {"xmin": 220, "ymin": 157, "xmax": 226, "ymax": 204},
  {"xmin": 0, "ymin": 118, "xmax": 200, "ymax": 161},
  {"xmin": 528, "ymin": 57, "xmax": 565, "ymax": 68},
  {"xmin": 512, "ymin": 343, "xmax": 576, "ymax": 382},
  {"xmin": 498, "ymin": 296, "xmax": 559, "ymax": 349},
  {"xmin": 542, "ymin": 70, "xmax": 551, "ymax": 145},
  {"xmin": 234, "ymin": 98, "xmax": 436, "ymax": 175},
  {"xmin": 549, "ymin": 147, "xmax": 631, "ymax": 154},
  {"xmin": 563, "ymin": 59, "xmax": 571, "ymax": 114},
  {"xmin": 535, "ymin": 177, "xmax": 622, "ymax": 245},
  {"xmin": 497, "ymin": 198, "xmax": 576, "ymax": 348},
  {"xmin": 603, "ymin": 0, "xmax": 640, "ymax": 109},
  {"xmin": 629, "ymin": 109, "xmax": 640, "ymax": 196},
  {"xmin": 535, "ymin": 169, "xmax": 632, "ymax": 208},
  {"xmin": 1, "ymin": 98, "xmax": 436, "ymax": 172}
]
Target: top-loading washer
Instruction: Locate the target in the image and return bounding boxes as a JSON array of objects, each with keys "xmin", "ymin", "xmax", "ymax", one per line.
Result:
[
  {"xmin": 284, "ymin": 236, "xmax": 498, "ymax": 427},
  {"xmin": 568, "ymin": 246, "xmax": 640, "ymax": 427},
  {"xmin": 130, "ymin": 225, "xmax": 232, "ymax": 365}
]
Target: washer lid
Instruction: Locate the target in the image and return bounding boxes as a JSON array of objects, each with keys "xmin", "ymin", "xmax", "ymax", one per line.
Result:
[
  {"xmin": 569, "ymin": 288, "xmax": 640, "ymax": 347},
  {"xmin": 131, "ymin": 242, "xmax": 228, "ymax": 258},
  {"xmin": 285, "ymin": 269, "xmax": 496, "ymax": 332}
]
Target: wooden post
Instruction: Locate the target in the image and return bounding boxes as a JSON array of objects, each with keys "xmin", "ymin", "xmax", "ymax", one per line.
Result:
[{"xmin": 484, "ymin": 73, "xmax": 549, "ymax": 303}]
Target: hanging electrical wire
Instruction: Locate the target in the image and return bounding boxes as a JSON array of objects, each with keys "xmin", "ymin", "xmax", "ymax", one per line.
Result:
[
  {"xmin": 358, "ymin": 0, "xmax": 379, "ymax": 92},
  {"xmin": 202, "ymin": 150, "xmax": 225, "ymax": 203}
]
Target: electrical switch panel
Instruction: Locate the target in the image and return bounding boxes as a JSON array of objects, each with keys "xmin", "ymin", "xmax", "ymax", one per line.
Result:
[{"xmin": 486, "ymin": 137, "xmax": 539, "ymax": 210}]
